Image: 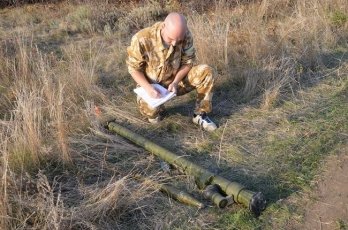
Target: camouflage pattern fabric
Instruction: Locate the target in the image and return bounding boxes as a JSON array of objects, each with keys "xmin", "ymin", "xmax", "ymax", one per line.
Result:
[{"xmin": 127, "ymin": 22, "xmax": 215, "ymax": 118}]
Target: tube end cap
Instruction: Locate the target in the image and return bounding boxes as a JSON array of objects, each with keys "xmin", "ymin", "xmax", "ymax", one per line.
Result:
[{"xmin": 249, "ymin": 192, "xmax": 266, "ymax": 216}]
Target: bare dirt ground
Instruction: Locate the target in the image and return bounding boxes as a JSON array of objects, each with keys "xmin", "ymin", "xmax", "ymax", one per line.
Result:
[{"xmin": 301, "ymin": 146, "xmax": 348, "ymax": 230}]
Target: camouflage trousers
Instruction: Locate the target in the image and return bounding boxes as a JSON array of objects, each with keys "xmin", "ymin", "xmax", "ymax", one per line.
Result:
[{"xmin": 137, "ymin": 64, "xmax": 215, "ymax": 119}]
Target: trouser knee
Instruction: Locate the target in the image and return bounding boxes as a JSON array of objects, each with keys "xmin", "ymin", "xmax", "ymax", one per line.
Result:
[
  {"xmin": 187, "ymin": 64, "xmax": 214, "ymax": 91},
  {"xmin": 137, "ymin": 96, "xmax": 163, "ymax": 118}
]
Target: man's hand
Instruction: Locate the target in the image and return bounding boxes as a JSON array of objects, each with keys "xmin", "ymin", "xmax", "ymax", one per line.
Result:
[
  {"xmin": 130, "ymin": 70, "xmax": 162, "ymax": 98},
  {"xmin": 146, "ymin": 85, "xmax": 162, "ymax": 98},
  {"xmin": 168, "ymin": 82, "xmax": 178, "ymax": 94}
]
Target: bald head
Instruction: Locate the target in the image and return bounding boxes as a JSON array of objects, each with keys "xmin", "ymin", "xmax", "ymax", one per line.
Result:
[{"xmin": 161, "ymin": 12, "xmax": 187, "ymax": 47}]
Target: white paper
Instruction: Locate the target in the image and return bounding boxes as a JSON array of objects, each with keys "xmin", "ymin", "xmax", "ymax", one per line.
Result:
[{"xmin": 133, "ymin": 84, "xmax": 176, "ymax": 108}]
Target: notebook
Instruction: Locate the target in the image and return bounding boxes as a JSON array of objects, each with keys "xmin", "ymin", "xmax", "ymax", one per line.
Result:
[{"xmin": 133, "ymin": 84, "xmax": 176, "ymax": 108}]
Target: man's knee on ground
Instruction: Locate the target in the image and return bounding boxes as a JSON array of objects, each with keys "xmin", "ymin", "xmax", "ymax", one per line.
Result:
[{"xmin": 137, "ymin": 97, "xmax": 161, "ymax": 118}]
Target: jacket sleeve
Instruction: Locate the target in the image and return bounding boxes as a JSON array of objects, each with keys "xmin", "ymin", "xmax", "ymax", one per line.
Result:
[
  {"xmin": 181, "ymin": 30, "xmax": 196, "ymax": 66},
  {"xmin": 126, "ymin": 35, "xmax": 146, "ymax": 74}
]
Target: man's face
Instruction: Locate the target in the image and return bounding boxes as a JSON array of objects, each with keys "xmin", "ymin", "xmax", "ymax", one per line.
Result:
[{"xmin": 161, "ymin": 24, "xmax": 185, "ymax": 47}]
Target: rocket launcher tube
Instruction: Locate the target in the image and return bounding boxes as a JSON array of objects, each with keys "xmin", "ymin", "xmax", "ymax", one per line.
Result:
[
  {"xmin": 107, "ymin": 122, "xmax": 266, "ymax": 216},
  {"xmin": 160, "ymin": 184, "xmax": 205, "ymax": 209},
  {"xmin": 203, "ymin": 185, "xmax": 228, "ymax": 208},
  {"xmin": 108, "ymin": 122, "xmax": 214, "ymax": 184}
]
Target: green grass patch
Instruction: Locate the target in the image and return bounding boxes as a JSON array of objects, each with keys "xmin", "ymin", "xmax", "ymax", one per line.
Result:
[
  {"xmin": 219, "ymin": 209, "xmax": 263, "ymax": 230},
  {"xmin": 270, "ymin": 84, "xmax": 347, "ymax": 189},
  {"xmin": 216, "ymin": 76, "xmax": 347, "ymax": 229},
  {"xmin": 336, "ymin": 219, "xmax": 348, "ymax": 230},
  {"xmin": 331, "ymin": 10, "xmax": 348, "ymax": 27}
]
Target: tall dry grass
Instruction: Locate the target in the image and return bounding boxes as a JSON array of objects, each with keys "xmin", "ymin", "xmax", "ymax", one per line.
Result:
[
  {"xmin": 189, "ymin": 0, "xmax": 347, "ymax": 103},
  {"xmin": 0, "ymin": 23, "xmax": 162, "ymax": 229},
  {"xmin": 0, "ymin": 32, "xmax": 144, "ymax": 228},
  {"xmin": 0, "ymin": 35, "xmax": 104, "ymax": 169}
]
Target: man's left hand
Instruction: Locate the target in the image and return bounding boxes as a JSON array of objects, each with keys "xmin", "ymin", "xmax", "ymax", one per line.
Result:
[{"xmin": 168, "ymin": 82, "xmax": 178, "ymax": 94}]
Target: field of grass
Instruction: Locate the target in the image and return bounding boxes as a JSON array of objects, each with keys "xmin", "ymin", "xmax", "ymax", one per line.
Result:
[{"xmin": 0, "ymin": 0, "xmax": 347, "ymax": 229}]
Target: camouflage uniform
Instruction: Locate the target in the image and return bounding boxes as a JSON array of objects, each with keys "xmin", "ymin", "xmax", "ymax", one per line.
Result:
[{"xmin": 127, "ymin": 22, "xmax": 214, "ymax": 119}]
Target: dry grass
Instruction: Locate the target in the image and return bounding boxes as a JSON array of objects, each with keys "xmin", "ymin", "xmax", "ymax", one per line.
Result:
[
  {"xmin": 188, "ymin": 0, "xmax": 347, "ymax": 102},
  {"xmin": 0, "ymin": 11, "xmax": 159, "ymax": 227},
  {"xmin": 0, "ymin": 0, "xmax": 347, "ymax": 229}
]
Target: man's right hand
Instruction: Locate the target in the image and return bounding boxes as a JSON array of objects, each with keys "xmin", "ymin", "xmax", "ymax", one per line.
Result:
[
  {"xmin": 146, "ymin": 85, "xmax": 162, "ymax": 98},
  {"xmin": 130, "ymin": 70, "xmax": 161, "ymax": 98}
]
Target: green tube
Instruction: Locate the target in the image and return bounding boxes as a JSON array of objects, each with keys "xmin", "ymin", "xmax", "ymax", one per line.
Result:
[
  {"xmin": 203, "ymin": 184, "xmax": 228, "ymax": 208},
  {"xmin": 108, "ymin": 122, "xmax": 214, "ymax": 185},
  {"xmin": 107, "ymin": 122, "xmax": 266, "ymax": 216},
  {"xmin": 161, "ymin": 184, "xmax": 205, "ymax": 209}
]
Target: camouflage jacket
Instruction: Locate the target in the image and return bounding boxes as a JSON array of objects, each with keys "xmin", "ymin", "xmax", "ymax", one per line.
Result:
[{"xmin": 126, "ymin": 22, "xmax": 196, "ymax": 85}]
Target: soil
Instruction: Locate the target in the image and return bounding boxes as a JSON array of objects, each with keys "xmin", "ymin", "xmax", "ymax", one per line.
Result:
[{"xmin": 301, "ymin": 147, "xmax": 348, "ymax": 230}]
